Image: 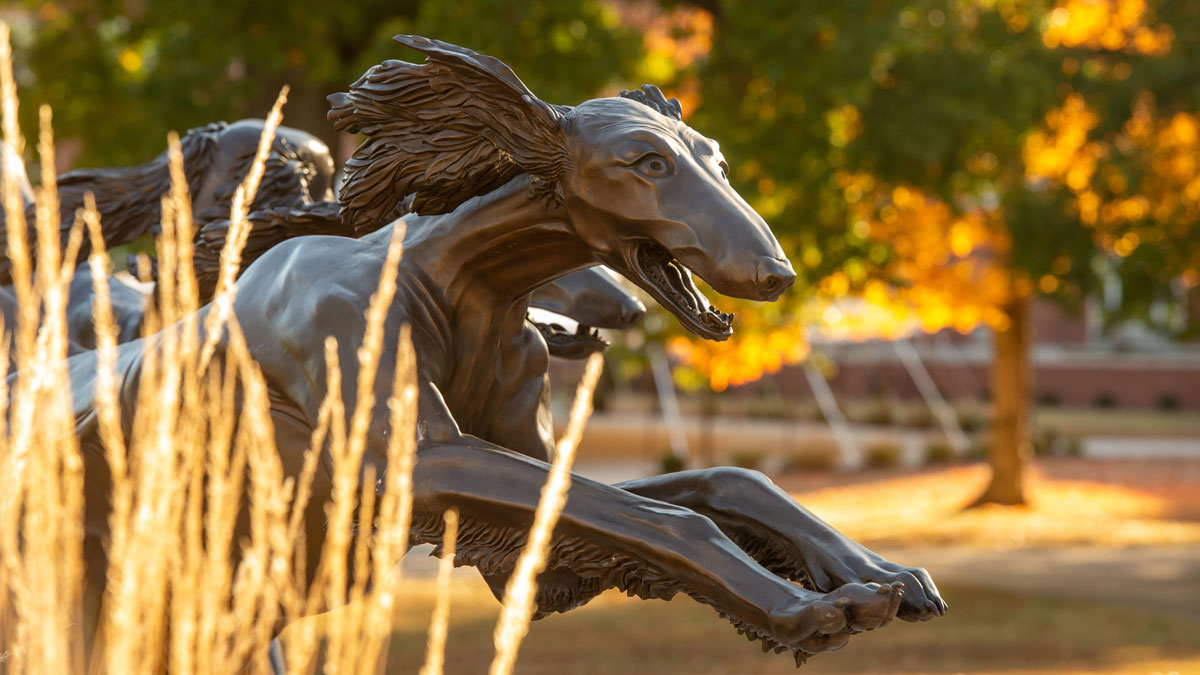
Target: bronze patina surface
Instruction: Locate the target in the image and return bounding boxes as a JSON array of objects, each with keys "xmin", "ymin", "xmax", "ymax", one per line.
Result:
[
  {"xmin": 0, "ymin": 119, "xmax": 336, "ymax": 285},
  {"xmin": 0, "ymin": 123, "xmax": 637, "ymax": 361}
]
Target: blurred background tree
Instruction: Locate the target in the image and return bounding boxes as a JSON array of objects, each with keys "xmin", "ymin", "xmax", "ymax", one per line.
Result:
[
  {"xmin": 7, "ymin": 0, "xmax": 645, "ymax": 166},
  {"xmin": 665, "ymin": 0, "xmax": 1200, "ymax": 505},
  {"xmin": 6, "ymin": 0, "xmax": 1199, "ymax": 506}
]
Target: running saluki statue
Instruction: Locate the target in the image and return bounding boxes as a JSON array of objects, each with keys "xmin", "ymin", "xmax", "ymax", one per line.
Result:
[
  {"xmin": 0, "ymin": 121, "xmax": 640, "ymax": 362},
  {"xmin": 66, "ymin": 35, "xmax": 943, "ymax": 666},
  {"xmin": 0, "ymin": 118, "xmax": 335, "ymax": 285}
]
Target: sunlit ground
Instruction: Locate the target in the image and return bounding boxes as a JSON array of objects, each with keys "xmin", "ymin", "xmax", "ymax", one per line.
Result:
[
  {"xmin": 359, "ymin": 457, "xmax": 1200, "ymax": 674},
  {"xmin": 377, "ymin": 576, "xmax": 1200, "ymax": 674},
  {"xmin": 779, "ymin": 458, "xmax": 1200, "ymax": 549}
]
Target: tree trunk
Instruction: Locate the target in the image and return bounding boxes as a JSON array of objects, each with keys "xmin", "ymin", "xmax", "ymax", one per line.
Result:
[{"xmin": 971, "ymin": 291, "xmax": 1032, "ymax": 507}]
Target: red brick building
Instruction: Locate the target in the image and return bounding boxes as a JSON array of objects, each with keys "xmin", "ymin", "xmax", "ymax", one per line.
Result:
[{"xmin": 791, "ymin": 299, "xmax": 1200, "ymax": 411}]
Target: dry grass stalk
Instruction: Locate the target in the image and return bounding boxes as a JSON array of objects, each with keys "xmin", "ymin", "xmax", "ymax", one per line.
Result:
[
  {"xmin": 0, "ymin": 20, "xmax": 569, "ymax": 675},
  {"xmin": 4, "ymin": 98, "xmax": 89, "ymax": 675},
  {"xmin": 313, "ymin": 222, "xmax": 410, "ymax": 675},
  {"xmin": 0, "ymin": 22, "xmax": 31, "ymax": 315},
  {"xmin": 489, "ymin": 352, "xmax": 605, "ymax": 675},
  {"xmin": 0, "ymin": 32, "xmax": 37, "ymax": 615},
  {"xmin": 0, "ymin": 22, "xmax": 21, "ymax": 660},
  {"xmin": 0, "ymin": 34, "xmax": 290, "ymax": 674},
  {"xmin": 197, "ymin": 85, "xmax": 289, "ymax": 371},
  {"xmin": 419, "ymin": 509, "xmax": 459, "ymax": 675},
  {"xmin": 0, "ymin": 73, "xmax": 88, "ymax": 672}
]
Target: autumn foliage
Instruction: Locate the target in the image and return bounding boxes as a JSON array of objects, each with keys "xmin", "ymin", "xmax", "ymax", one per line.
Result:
[{"xmin": 668, "ymin": 0, "xmax": 1200, "ymax": 390}]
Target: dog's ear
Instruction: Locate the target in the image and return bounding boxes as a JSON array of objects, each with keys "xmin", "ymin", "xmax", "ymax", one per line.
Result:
[
  {"xmin": 328, "ymin": 35, "xmax": 571, "ymax": 230},
  {"xmin": 618, "ymin": 85, "xmax": 684, "ymax": 121}
]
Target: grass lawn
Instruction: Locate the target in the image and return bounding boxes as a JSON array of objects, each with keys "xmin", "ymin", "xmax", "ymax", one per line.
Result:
[
  {"xmin": 775, "ymin": 458, "xmax": 1200, "ymax": 549},
  {"xmin": 379, "ymin": 576, "xmax": 1200, "ymax": 674},
  {"xmin": 295, "ymin": 457, "xmax": 1200, "ymax": 674}
]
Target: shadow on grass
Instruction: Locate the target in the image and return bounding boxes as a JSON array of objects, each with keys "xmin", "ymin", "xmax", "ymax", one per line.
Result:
[{"xmin": 379, "ymin": 581, "xmax": 1200, "ymax": 674}]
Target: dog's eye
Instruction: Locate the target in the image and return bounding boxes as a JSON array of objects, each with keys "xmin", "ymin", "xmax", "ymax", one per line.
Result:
[
  {"xmin": 636, "ymin": 154, "xmax": 671, "ymax": 178},
  {"xmin": 718, "ymin": 160, "xmax": 730, "ymax": 181}
]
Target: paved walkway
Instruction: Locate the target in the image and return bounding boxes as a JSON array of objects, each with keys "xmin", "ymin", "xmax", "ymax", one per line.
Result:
[{"xmin": 1084, "ymin": 436, "xmax": 1200, "ymax": 458}]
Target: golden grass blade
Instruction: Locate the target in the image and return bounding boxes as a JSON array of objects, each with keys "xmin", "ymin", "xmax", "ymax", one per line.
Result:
[
  {"xmin": 0, "ymin": 23, "xmax": 18, "ymax": 651},
  {"xmin": 363, "ymin": 325, "xmax": 418, "ymax": 649},
  {"xmin": 32, "ymin": 106, "xmax": 60, "ymax": 293},
  {"xmin": 165, "ymin": 131, "xmax": 198, "ymax": 318},
  {"xmin": 0, "ymin": 27, "xmax": 430, "ymax": 675},
  {"xmin": 81, "ymin": 195, "xmax": 126, "ymax": 465},
  {"xmin": 158, "ymin": 125, "xmax": 207, "ymax": 675},
  {"xmin": 30, "ymin": 101, "xmax": 80, "ymax": 675},
  {"xmin": 98, "ymin": 84, "xmax": 281, "ymax": 674},
  {"xmin": 78, "ymin": 195, "xmax": 132, "ymax": 671},
  {"xmin": 0, "ymin": 24, "xmax": 38, "ymax": 428},
  {"xmin": 197, "ymin": 86, "xmax": 288, "ymax": 371},
  {"xmin": 419, "ymin": 509, "xmax": 459, "ymax": 675},
  {"xmin": 0, "ymin": 94, "xmax": 44, "ymax": 625},
  {"xmin": 318, "ymin": 222, "xmax": 407, "ymax": 674},
  {"xmin": 345, "ymin": 220, "xmax": 406, "ymax": 477},
  {"xmin": 0, "ymin": 324, "xmax": 11, "ymax": 662},
  {"xmin": 277, "ymin": 340, "xmax": 348, "ymax": 675},
  {"xmin": 220, "ymin": 323, "xmax": 292, "ymax": 671},
  {"xmin": 0, "ymin": 92, "xmax": 89, "ymax": 675},
  {"xmin": 97, "ymin": 117, "xmax": 218, "ymax": 672},
  {"xmin": 215, "ymin": 87, "xmax": 289, "ymax": 301},
  {"xmin": 0, "ymin": 23, "xmax": 32, "ymax": 318},
  {"xmin": 488, "ymin": 352, "xmax": 605, "ymax": 675}
]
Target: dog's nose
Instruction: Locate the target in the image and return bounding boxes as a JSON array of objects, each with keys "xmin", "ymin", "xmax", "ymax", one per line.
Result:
[
  {"xmin": 620, "ymin": 297, "xmax": 646, "ymax": 328},
  {"xmin": 756, "ymin": 256, "xmax": 796, "ymax": 300}
]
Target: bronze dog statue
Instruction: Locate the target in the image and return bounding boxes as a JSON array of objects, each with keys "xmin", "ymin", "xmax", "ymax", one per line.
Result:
[{"xmin": 58, "ymin": 36, "xmax": 942, "ymax": 666}]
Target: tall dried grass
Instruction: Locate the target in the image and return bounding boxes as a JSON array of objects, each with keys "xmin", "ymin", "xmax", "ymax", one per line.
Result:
[
  {"xmin": 489, "ymin": 352, "xmax": 604, "ymax": 675},
  {"xmin": 417, "ymin": 509, "xmax": 458, "ymax": 675},
  {"xmin": 0, "ymin": 21, "xmax": 604, "ymax": 674}
]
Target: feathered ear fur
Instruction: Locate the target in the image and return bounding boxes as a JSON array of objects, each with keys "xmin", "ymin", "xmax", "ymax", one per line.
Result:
[
  {"xmin": 328, "ymin": 35, "xmax": 572, "ymax": 233},
  {"xmin": 618, "ymin": 85, "xmax": 684, "ymax": 121}
]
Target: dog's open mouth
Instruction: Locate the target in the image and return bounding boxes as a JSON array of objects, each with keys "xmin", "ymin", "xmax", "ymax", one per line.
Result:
[
  {"xmin": 532, "ymin": 320, "xmax": 609, "ymax": 360},
  {"xmin": 633, "ymin": 242, "xmax": 733, "ymax": 341}
]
